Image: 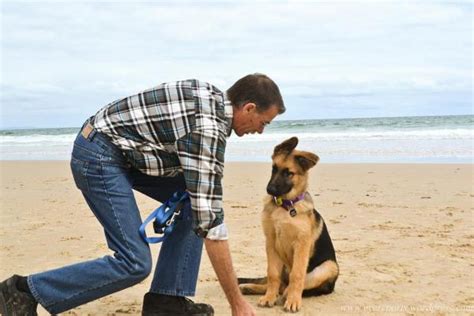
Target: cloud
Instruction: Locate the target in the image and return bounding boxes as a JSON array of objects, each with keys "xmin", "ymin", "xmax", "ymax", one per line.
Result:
[{"xmin": 1, "ymin": 1, "xmax": 472, "ymax": 128}]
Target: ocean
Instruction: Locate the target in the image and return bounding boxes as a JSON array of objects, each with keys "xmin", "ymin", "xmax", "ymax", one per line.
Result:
[{"xmin": 1, "ymin": 115, "xmax": 472, "ymax": 163}]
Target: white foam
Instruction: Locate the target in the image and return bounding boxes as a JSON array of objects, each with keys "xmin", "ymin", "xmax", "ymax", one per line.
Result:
[{"xmin": 228, "ymin": 129, "xmax": 474, "ymax": 142}]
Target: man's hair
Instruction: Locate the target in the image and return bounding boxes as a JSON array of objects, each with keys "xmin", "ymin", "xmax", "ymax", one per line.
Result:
[{"xmin": 226, "ymin": 73, "xmax": 286, "ymax": 114}]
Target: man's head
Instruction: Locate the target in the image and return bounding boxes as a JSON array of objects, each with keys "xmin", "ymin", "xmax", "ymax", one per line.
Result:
[{"xmin": 227, "ymin": 73, "xmax": 285, "ymax": 136}]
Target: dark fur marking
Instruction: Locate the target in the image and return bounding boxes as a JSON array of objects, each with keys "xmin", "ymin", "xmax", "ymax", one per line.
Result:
[
  {"xmin": 307, "ymin": 212, "xmax": 338, "ymax": 272},
  {"xmin": 273, "ymin": 137, "xmax": 298, "ymax": 156},
  {"xmin": 294, "ymin": 154, "xmax": 319, "ymax": 171}
]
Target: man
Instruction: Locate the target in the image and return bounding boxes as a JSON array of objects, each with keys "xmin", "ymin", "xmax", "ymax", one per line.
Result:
[{"xmin": 0, "ymin": 73, "xmax": 285, "ymax": 316}]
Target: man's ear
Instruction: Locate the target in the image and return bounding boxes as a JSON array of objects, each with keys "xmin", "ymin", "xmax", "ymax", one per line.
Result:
[
  {"xmin": 294, "ymin": 151, "xmax": 319, "ymax": 171},
  {"xmin": 273, "ymin": 137, "xmax": 298, "ymax": 156},
  {"xmin": 242, "ymin": 102, "xmax": 256, "ymax": 113}
]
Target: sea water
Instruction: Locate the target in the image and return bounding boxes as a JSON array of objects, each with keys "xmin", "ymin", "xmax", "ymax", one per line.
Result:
[{"xmin": 1, "ymin": 115, "xmax": 472, "ymax": 163}]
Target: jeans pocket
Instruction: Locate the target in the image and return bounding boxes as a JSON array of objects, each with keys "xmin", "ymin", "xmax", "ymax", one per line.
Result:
[{"xmin": 70, "ymin": 157, "xmax": 89, "ymax": 192}]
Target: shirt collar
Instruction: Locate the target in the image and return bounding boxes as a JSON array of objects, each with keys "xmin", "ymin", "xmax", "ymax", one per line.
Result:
[{"xmin": 223, "ymin": 95, "xmax": 233, "ymax": 137}]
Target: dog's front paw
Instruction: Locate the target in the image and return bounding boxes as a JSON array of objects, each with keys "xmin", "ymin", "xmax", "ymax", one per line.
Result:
[
  {"xmin": 284, "ymin": 294, "xmax": 302, "ymax": 313},
  {"xmin": 258, "ymin": 294, "xmax": 277, "ymax": 308}
]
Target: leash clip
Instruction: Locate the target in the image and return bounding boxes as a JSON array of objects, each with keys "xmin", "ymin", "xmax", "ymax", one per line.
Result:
[
  {"xmin": 139, "ymin": 191, "xmax": 190, "ymax": 244},
  {"xmin": 166, "ymin": 208, "xmax": 182, "ymax": 227}
]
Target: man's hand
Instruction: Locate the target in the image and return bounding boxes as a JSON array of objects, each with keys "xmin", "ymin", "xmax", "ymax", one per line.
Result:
[
  {"xmin": 231, "ymin": 298, "xmax": 256, "ymax": 316},
  {"xmin": 204, "ymin": 239, "xmax": 256, "ymax": 316}
]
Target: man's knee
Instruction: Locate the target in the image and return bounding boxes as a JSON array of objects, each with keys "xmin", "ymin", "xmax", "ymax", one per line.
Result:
[
  {"xmin": 119, "ymin": 247, "xmax": 153, "ymax": 282},
  {"xmin": 132, "ymin": 250, "xmax": 153, "ymax": 281}
]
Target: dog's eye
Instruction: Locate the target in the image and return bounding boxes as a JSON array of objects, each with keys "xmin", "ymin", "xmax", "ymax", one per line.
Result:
[{"xmin": 283, "ymin": 169, "xmax": 294, "ymax": 177}]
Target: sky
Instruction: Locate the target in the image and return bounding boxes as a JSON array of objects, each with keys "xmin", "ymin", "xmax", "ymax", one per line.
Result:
[{"xmin": 1, "ymin": 0, "xmax": 472, "ymax": 129}]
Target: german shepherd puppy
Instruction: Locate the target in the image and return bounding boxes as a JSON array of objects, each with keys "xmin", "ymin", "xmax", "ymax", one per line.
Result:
[{"xmin": 238, "ymin": 137, "xmax": 339, "ymax": 312}]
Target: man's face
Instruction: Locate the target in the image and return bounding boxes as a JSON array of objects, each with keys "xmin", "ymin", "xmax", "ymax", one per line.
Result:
[{"xmin": 232, "ymin": 103, "xmax": 280, "ymax": 137}]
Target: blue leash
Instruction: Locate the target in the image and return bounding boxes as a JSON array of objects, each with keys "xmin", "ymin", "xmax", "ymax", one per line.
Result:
[{"xmin": 139, "ymin": 191, "xmax": 190, "ymax": 244}]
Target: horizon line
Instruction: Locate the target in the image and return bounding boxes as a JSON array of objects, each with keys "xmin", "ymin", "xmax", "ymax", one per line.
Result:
[{"xmin": 1, "ymin": 113, "xmax": 472, "ymax": 131}]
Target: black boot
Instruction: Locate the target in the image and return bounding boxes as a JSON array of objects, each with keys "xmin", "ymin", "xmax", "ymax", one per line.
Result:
[
  {"xmin": 142, "ymin": 292, "xmax": 214, "ymax": 316},
  {"xmin": 0, "ymin": 275, "xmax": 38, "ymax": 316}
]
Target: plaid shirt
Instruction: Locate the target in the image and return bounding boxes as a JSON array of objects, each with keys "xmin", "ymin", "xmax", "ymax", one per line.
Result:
[{"xmin": 91, "ymin": 79, "xmax": 233, "ymax": 239}]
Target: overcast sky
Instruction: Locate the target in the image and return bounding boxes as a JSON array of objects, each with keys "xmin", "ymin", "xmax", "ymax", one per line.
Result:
[{"xmin": 1, "ymin": 0, "xmax": 472, "ymax": 129}]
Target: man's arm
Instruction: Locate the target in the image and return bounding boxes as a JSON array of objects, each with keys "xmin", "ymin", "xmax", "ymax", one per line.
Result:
[{"xmin": 204, "ymin": 239, "xmax": 256, "ymax": 316}]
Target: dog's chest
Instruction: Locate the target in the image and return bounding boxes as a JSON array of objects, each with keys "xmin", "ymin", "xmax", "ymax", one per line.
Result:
[{"xmin": 270, "ymin": 207, "xmax": 314, "ymax": 265}]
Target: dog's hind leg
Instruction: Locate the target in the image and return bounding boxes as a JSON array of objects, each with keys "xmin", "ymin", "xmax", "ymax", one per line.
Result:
[{"xmin": 302, "ymin": 260, "xmax": 339, "ymax": 296}]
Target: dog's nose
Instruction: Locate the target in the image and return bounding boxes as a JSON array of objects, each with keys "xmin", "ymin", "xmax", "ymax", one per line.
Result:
[{"xmin": 267, "ymin": 184, "xmax": 279, "ymax": 196}]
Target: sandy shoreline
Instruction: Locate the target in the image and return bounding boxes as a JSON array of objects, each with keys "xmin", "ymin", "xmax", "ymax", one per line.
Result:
[{"xmin": 1, "ymin": 161, "xmax": 473, "ymax": 315}]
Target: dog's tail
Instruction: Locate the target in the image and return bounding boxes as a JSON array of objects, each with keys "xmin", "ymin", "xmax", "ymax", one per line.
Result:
[
  {"xmin": 237, "ymin": 277, "xmax": 267, "ymax": 285},
  {"xmin": 237, "ymin": 277, "xmax": 268, "ymax": 295}
]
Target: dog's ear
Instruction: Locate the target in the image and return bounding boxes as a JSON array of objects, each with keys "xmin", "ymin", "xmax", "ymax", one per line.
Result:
[
  {"xmin": 273, "ymin": 137, "xmax": 298, "ymax": 156},
  {"xmin": 294, "ymin": 152, "xmax": 319, "ymax": 171}
]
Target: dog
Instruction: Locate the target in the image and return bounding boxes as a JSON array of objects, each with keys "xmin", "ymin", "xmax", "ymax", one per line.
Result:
[{"xmin": 238, "ymin": 137, "xmax": 339, "ymax": 312}]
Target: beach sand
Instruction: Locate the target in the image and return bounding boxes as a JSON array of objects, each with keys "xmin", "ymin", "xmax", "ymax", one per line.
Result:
[{"xmin": 0, "ymin": 161, "xmax": 473, "ymax": 315}]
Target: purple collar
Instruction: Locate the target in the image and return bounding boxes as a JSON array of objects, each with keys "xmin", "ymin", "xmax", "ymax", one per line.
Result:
[{"xmin": 273, "ymin": 193, "xmax": 306, "ymax": 216}]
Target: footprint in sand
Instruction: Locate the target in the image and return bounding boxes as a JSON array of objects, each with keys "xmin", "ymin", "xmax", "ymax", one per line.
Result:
[
  {"xmin": 372, "ymin": 263, "xmax": 410, "ymax": 284},
  {"xmin": 358, "ymin": 202, "xmax": 384, "ymax": 208},
  {"xmin": 231, "ymin": 205, "xmax": 248, "ymax": 209},
  {"xmin": 28, "ymin": 222, "xmax": 47, "ymax": 231},
  {"xmin": 60, "ymin": 236, "xmax": 84, "ymax": 241},
  {"xmin": 115, "ymin": 305, "xmax": 139, "ymax": 314}
]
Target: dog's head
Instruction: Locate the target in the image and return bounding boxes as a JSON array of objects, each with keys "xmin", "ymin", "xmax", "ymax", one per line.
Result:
[{"xmin": 266, "ymin": 137, "xmax": 319, "ymax": 199}]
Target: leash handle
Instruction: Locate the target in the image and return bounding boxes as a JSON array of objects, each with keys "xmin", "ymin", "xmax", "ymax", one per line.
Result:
[{"xmin": 139, "ymin": 191, "xmax": 190, "ymax": 244}]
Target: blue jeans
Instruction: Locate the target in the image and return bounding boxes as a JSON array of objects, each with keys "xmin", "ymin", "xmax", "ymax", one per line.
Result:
[{"xmin": 27, "ymin": 128, "xmax": 204, "ymax": 314}]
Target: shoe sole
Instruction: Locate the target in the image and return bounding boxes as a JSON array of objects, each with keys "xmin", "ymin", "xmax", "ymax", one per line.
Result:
[{"xmin": 0, "ymin": 282, "xmax": 10, "ymax": 316}]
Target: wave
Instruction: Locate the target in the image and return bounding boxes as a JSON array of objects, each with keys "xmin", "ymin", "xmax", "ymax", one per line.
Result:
[
  {"xmin": 0, "ymin": 134, "xmax": 77, "ymax": 145},
  {"xmin": 1, "ymin": 128, "xmax": 472, "ymax": 146},
  {"xmin": 1, "ymin": 115, "xmax": 472, "ymax": 162},
  {"xmin": 229, "ymin": 129, "xmax": 474, "ymax": 142}
]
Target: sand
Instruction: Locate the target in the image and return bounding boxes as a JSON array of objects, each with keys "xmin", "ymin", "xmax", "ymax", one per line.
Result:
[{"xmin": 0, "ymin": 161, "xmax": 473, "ymax": 315}]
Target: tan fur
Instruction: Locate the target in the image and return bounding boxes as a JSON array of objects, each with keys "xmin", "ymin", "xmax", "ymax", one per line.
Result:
[{"xmin": 239, "ymin": 138, "xmax": 339, "ymax": 312}]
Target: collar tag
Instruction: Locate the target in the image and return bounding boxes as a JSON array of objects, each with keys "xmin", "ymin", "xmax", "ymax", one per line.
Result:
[{"xmin": 272, "ymin": 193, "xmax": 307, "ymax": 217}]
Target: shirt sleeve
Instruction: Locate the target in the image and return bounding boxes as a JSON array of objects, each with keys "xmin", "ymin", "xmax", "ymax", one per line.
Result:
[{"xmin": 176, "ymin": 127, "xmax": 228, "ymax": 240}]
